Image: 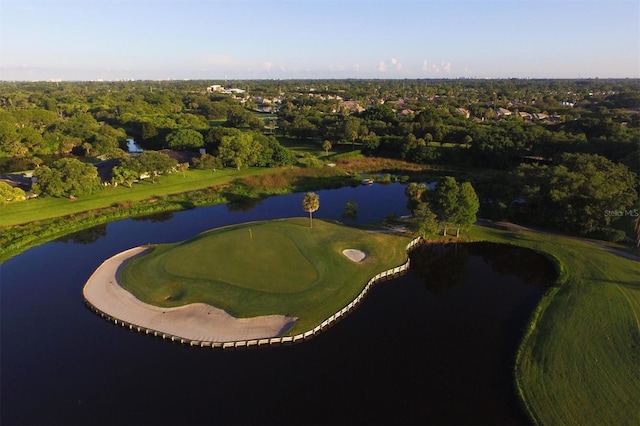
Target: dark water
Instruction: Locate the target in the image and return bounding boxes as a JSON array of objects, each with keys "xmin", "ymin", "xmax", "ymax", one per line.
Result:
[{"xmin": 0, "ymin": 183, "xmax": 554, "ymax": 425}]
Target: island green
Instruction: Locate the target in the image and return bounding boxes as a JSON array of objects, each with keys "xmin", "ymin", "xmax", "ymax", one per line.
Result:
[{"xmin": 119, "ymin": 218, "xmax": 411, "ymax": 333}]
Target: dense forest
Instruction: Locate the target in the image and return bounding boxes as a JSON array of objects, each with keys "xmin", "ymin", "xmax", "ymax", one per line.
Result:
[{"xmin": 1, "ymin": 78, "xmax": 638, "ymax": 242}]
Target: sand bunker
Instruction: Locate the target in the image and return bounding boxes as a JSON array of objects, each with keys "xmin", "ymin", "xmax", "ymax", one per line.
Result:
[
  {"xmin": 342, "ymin": 249, "xmax": 367, "ymax": 263},
  {"xmin": 83, "ymin": 247, "xmax": 297, "ymax": 343}
]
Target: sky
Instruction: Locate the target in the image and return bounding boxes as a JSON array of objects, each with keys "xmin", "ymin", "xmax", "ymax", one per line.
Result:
[{"xmin": 0, "ymin": 0, "xmax": 638, "ymax": 81}]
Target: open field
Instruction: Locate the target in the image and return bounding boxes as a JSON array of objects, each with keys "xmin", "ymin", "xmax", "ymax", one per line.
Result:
[
  {"xmin": 119, "ymin": 218, "xmax": 411, "ymax": 334},
  {"xmin": 277, "ymin": 136, "xmax": 356, "ymax": 159},
  {"xmin": 469, "ymin": 225, "xmax": 640, "ymax": 425}
]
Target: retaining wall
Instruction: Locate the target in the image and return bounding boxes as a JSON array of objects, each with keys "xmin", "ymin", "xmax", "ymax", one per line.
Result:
[{"xmin": 85, "ymin": 236, "xmax": 423, "ymax": 349}]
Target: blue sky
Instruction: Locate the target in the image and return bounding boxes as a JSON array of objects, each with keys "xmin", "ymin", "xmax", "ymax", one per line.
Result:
[{"xmin": 1, "ymin": 0, "xmax": 638, "ymax": 81}]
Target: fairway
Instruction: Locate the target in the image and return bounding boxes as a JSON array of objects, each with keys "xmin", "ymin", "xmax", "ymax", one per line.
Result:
[
  {"xmin": 119, "ymin": 218, "xmax": 411, "ymax": 333},
  {"xmin": 0, "ymin": 167, "xmax": 280, "ymax": 227},
  {"xmin": 469, "ymin": 224, "xmax": 640, "ymax": 425}
]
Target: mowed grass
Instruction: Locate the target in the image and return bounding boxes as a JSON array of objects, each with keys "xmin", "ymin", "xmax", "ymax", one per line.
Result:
[
  {"xmin": 469, "ymin": 225, "xmax": 640, "ymax": 425},
  {"xmin": 0, "ymin": 167, "xmax": 279, "ymax": 227},
  {"xmin": 162, "ymin": 228, "xmax": 318, "ymax": 292},
  {"xmin": 277, "ymin": 136, "xmax": 355, "ymax": 159},
  {"xmin": 119, "ymin": 218, "xmax": 411, "ymax": 333}
]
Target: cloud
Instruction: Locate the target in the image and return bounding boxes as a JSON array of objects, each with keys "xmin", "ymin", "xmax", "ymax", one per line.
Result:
[
  {"xmin": 420, "ymin": 59, "xmax": 453, "ymax": 74},
  {"xmin": 205, "ymin": 55, "xmax": 239, "ymax": 66},
  {"xmin": 377, "ymin": 61, "xmax": 386, "ymax": 72},
  {"xmin": 390, "ymin": 57, "xmax": 402, "ymax": 71}
]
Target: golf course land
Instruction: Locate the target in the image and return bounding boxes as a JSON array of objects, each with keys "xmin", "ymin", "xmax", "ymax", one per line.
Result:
[
  {"xmin": 468, "ymin": 224, "xmax": 640, "ymax": 425},
  {"xmin": 118, "ymin": 218, "xmax": 411, "ymax": 334}
]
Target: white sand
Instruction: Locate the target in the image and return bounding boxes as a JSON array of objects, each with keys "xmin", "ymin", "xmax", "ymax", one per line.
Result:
[
  {"xmin": 83, "ymin": 247, "xmax": 297, "ymax": 343},
  {"xmin": 342, "ymin": 249, "xmax": 367, "ymax": 263}
]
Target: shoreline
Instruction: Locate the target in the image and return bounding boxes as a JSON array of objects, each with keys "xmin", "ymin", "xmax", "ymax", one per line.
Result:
[
  {"xmin": 83, "ymin": 237, "xmax": 422, "ymax": 348},
  {"xmin": 82, "ymin": 247, "xmax": 298, "ymax": 343}
]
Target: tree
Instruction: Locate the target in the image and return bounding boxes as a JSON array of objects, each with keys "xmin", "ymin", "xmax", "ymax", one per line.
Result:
[
  {"xmin": 111, "ymin": 162, "xmax": 139, "ymax": 188},
  {"xmin": 177, "ymin": 162, "xmax": 189, "ymax": 177},
  {"xmin": 342, "ymin": 116, "xmax": 361, "ymax": 150},
  {"xmin": 464, "ymin": 135, "xmax": 473, "ymax": 148},
  {"xmin": 322, "ymin": 140, "xmax": 332, "ymax": 156},
  {"xmin": 342, "ymin": 200, "xmax": 358, "ymax": 221},
  {"xmin": 0, "ymin": 181, "xmax": 26, "ymax": 204},
  {"xmin": 302, "ymin": 192, "xmax": 320, "ymax": 228},
  {"xmin": 453, "ymin": 182, "xmax": 480, "ymax": 237},
  {"xmin": 166, "ymin": 128, "xmax": 204, "ymax": 151},
  {"xmin": 253, "ymin": 134, "xmax": 296, "ymax": 167},
  {"xmin": 431, "ymin": 177, "xmax": 479, "ymax": 237},
  {"xmin": 32, "ymin": 166, "xmax": 65, "ymax": 197},
  {"xmin": 33, "ymin": 158, "xmax": 101, "ymax": 198},
  {"xmin": 361, "ymin": 132, "xmax": 380, "ymax": 154},
  {"xmin": 218, "ymin": 132, "xmax": 261, "ymax": 170},
  {"xmin": 141, "ymin": 121, "xmax": 158, "ymax": 142},
  {"xmin": 192, "ymin": 153, "xmax": 223, "ymax": 170},
  {"xmin": 137, "ymin": 151, "xmax": 178, "ymax": 183},
  {"xmin": 410, "ymin": 202, "xmax": 439, "ymax": 238},
  {"xmin": 405, "ymin": 182, "xmax": 428, "ymax": 213},
  {"xmin": 433, "ymin": 177, "xmax": 460, "ymax": 236},
  {"xmin": 518, "ymin": 153, "xmax": 638, "ymax": 233}
]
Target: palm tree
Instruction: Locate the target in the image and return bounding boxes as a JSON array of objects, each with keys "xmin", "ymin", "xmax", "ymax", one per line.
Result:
[
  {"xmin": 322, "ymin": 140, "xmax": 332, "ymax": 156},
  {"xmin": 302, "ymin": 192, "xmax": 320, "ymax": 228}
]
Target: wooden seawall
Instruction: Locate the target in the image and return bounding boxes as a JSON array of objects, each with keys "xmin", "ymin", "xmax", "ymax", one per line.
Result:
[{"xmin": 84, "ymin": 236, "xmax": 423, "ymax": 349}]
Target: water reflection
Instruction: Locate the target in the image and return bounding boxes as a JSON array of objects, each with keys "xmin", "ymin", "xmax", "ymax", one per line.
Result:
[
  {"xmin": 131, "ymin": 211, "xmax": 175, "ymax": 223},
  {"xmin": 472, "ymin": 243, "xmax": 555, "ymax": 287},
  {"xmin": 225, "ymin": 195, "xmax": 264, "ymax": 212},
  {"xmin": 1, "ymin": 184, "xmax": 556, "ymax": 425},
  {"xmin": 55, "ymin": 223, "xmax": 108, "ymax": 245},
  {"xmin": 411, "ymin": 242, "xmax": 555, "ymax": 295},
  {"xmin": 411, "ymin": 243, "xmax": 471, "ymax": 294}
]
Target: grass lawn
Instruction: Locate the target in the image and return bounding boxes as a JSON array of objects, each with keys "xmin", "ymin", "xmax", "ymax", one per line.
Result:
[
  {"xmin": 119, "ymin": 218, "xmax": 411, "ymax": 334},
  {"xmin": 277, "ymin": 136, "xmax": 356, "ymax": 159},
  {"xmin": 0, "ymin": 167, "xmax": 279, "ymax": 227},
  {"xmin": 469, "ymin": 225, "xmax": 640, "ymax": 425}
]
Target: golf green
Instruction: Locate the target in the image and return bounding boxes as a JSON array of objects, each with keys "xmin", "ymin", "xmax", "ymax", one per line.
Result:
[
  {"xmin": 118, "ymin": 218, "xmax": 411, "ymax": 332},
  {"xmin": 162, "ymin": 228, "xmax": 318, "ymax": 292}
]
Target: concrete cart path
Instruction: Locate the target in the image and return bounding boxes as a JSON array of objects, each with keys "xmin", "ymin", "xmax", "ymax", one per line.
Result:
[{"xmin": 83, "ymin": 247, "xmax": 297, "ymax": 343}]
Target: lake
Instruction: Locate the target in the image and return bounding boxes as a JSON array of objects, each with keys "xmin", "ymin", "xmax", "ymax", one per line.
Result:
[{"xmin": 0, "ymin": 183, "xmax": 555, "ymax": 425}]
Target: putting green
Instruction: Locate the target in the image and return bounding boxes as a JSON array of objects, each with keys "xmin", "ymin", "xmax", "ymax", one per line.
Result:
[
  {"xmin": 119, "ymin": 218, "xmax": 411, "ymax": 332},
  {"xmin": 163, "ymin": 228, "xmax": 318, "ymax": 292}
]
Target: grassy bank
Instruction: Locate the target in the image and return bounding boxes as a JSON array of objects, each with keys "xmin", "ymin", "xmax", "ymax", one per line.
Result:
[
  {"xmin": 469, "ymin": 225, "xmax": 640, "ymax": 425},
  {"xmin": 119, "ymin": 218, "xmax": 411, "ymax": 334},
  {"xmin": 0, "ymin": 167, "xmax": 278, "ymax": 227},
  {"xmin": 0, "ymin": 158, "xmax": 431, "ymax": 262}
]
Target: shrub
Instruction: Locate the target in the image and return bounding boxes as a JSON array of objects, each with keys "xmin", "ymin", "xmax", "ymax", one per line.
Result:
[{"xmin": 583, "ymin": 226, "xmax": 626, "ymax": 243}]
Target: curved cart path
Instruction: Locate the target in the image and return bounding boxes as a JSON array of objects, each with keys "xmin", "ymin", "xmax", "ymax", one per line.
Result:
[{"xmin": 83, "ymin": 247, "xmax": 297, "ymax": 343}]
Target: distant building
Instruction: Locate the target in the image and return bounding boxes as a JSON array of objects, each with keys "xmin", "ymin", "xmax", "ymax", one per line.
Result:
[
  {"xmin": 340, "ymin": 100, "xmax": 365, "ymax": 113},
  {"xmin": 495, "ymin": 107, "xmax": 512, "ymax": 117},
  {"xmin": 456, "ymin": 108, "xmax": 471, "ymax": 118}
]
